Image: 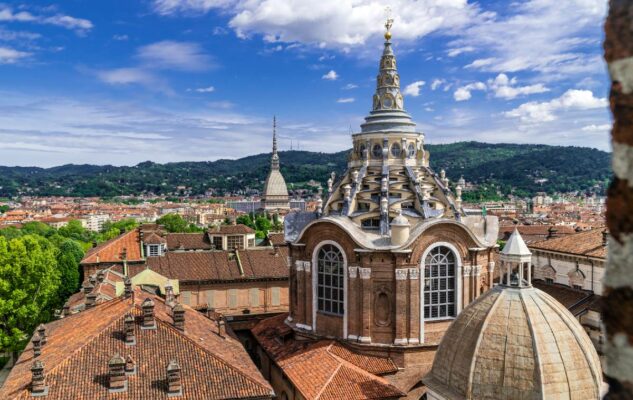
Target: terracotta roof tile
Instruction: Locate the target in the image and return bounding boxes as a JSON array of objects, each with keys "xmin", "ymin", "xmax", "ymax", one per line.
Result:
[
  {"xmin": 1, "ymin": 290, "xmax": 272, "ymax": 400},
  {"xmin": 209, "ymin": 224, "xmax": 255, "ymax": 235},
  {"xmin": 145, "ymin": 248, "xmax": 288, "ymax": 282},
  {"xmin": 143, "ymin": 232, "xmax": 167, "ymax": 244},
  {"xmin": 252, "ymin": 314, "xmax": 403, "ymax": 400},
  {"xmin": 267, "ymin": 233, "xmax": 286, "ymax": 246},
  {"xmin": 529, "ymin": 228, "xmax": 607, "ymax": 259},
  {"xmin": 82, "ymin": 230, "xmax": 142, "ymax": 264},
  {"xmin": 165, "ymin": 233, "xmax": 212, "ymax": 251}
]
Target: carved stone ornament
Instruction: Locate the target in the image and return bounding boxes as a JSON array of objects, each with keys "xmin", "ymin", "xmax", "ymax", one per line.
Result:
[
  {"xmin": 295, "ymin": 260, "xmax": 304, "ymax": 271},
  {"xmin": 395, "ymin": 268, "xmax": 408, "ymax": 280},
  {"xmin": 303, "ymin": 261, "xmax": 311, "ymax": 272},
  {"xmin": 359, "ymin": 267, "xmax": 372, "ymax": 280},
  {"xmin": 348, "ymin": 266, "xmax": 359, "ymax": 278},
  {"xmin": 409, "ymin": 268, "xmax": 420, "ymax": 280},
  {"xmin": 463, "ymin": 265, "xmax": 472, "ymax": 276}
]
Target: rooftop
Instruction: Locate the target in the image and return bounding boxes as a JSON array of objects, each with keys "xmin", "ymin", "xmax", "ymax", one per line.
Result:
[{"xmin": 529, "ymin": 228, "xmax": 607, "ymax": 259}]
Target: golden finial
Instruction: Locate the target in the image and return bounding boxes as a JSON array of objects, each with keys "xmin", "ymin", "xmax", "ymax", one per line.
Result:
[{"xmin": 384, "ymin": 7, "xmax": 393, "ymax": 41}]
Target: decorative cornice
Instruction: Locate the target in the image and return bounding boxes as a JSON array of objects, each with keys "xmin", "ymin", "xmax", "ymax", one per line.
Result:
[{"xmin": 395, "ymin": 268, "xmax": 408, "ymax": 280}]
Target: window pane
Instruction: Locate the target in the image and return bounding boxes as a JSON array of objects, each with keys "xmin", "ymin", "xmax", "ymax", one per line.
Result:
[
  {"xmin": 316, "ymin": 244, "xmax": 345, "ymax": 315},
  {"xmin": 423, "ymin": 246, "xmax": 456, "ymax": 320}
]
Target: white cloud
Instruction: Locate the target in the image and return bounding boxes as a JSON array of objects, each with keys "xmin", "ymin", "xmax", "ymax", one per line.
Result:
[
  {"xmin": 342, "ymin": 83, "xmax": 357, "ymax": 90},
  {"xmin": 153, "ymin": 0, "xmax": 478, "ymax": 49},
  {"xmin": 453, "ymin": 82, "xmax": 486, "ymax": 101},
  {"xmin": 447, "ymin": 46, "xmax": 474, "ymax": 57},
  {"xmin": 113, "ymin": 34, "xmax": 129, "ymax": 41},
  {"xmin": 0, "ymin": 5, "xmax": 93, "ymax": 33},
  {"xmin": 337, "ymin": 97, "xmax": 354, "ymax": 103},
  {"xmin": 190, "ymin": 86, "xmax": 215, "ymax": 93},
  {"xmin": 322, "ymin": 70, "xmax": 338, "ymax": 80},
  {"xmin": 430, "ymin": 79, "xmax": 446, "ymax": 91},
  {"xmin": 582, "ymin": 124, "xmax": 611, "ymax": 132},
  {"xmin": 137, "ymin": 41, "xmax": 212, "ymax": 71},
  {"xmin": 0, "ymin": 28, "xmax": 41, "ymax": 42},
  {"xmin": 487, "ymin": 73, "xmax": 549, "ymax": 99},
  {"xmin": 403, "ymin": 80, "xmax": 425, "ymax": 97},
  {"xmin": 96, "ymin": 68, "xmax": 156, "ymax": 85},
  {"xmin": 505, "ymin": 89, "xmax": 607, "ymax": 123},
  {"xmin": 0, "ymin": 46, "xmax": 30, "ymax": 64},
  {"xmin": 451, "ymin": 0, "xmax": 606, "ymax": 78}
]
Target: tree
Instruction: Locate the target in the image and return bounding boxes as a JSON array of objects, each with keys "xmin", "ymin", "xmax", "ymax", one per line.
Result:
[
  {"xmin": 21, "ymin": 222, "xmax": 54, "ymax": 238},
  {"xmin": 255, "ymin": 216, "xmax": 272, "ymax": 239},
  {"xmin": 0, "ymin": 205, "xmax": 9, "ymax": 214},
  {"xmin": 58, "ymin": 220, "xmax": 95, "ymax": 243},
  {"xmin": 156, "ymin": 214, "xmax": 203, "ymax": 233},
  {"xmin": 55, "ymin": 239, "xmax": 84, "ymax": 303},
  {"xmin": 101, "ymin": 218, "xmax": 138, "ymax": 235},
  {"xmin": 236, "ymin": 214, "xmax": 256, "ymax": 230},
  {"xmin": 0, "ymin": 235, "xmax": 60, "ymax": 355}
]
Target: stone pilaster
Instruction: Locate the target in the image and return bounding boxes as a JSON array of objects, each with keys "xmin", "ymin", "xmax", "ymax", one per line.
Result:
[
  {"xmin": 359, "ymin": 267, "xmax": 372, "ymax": 343},
  {"xmin": 474, "ymin": 265, "xmax": 482, "ymax": 298},
  {"xmin": 488, "ymin": 261, "xmax": 495, "ymax": 291},
  {"xmin": 408, "ymin": 267, "xmax": 420, "ymax": 344},
  {"xmin": 347, "ymin": 266, "xmax": 359, "ymax": 340},
  {"xmin": 294, "ymin": 260, "xmax": 304, "ymax": 325},
  {"xmin": 462, "ymin": 265, "xmax": 472, "ymax": 307},
  {"xmin": 394, "ymin": 268, "xmax": 408, "ymax": 345},
  {"xmin": 303, "ymin": 261, "xmax": 313, "ymax": 330}
]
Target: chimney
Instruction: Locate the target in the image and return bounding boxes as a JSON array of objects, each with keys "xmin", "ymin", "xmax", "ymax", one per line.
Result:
[
  {"xmin": 218, "ymin": 318, "xmax": 226, "ymax": 338},
  {"xmin": 124, "ymin": 313, "xmax": 136, "ymax": 345},
  {"xmin": 32, "ymin": 333, "xmax": 42, "ymax": 357},
  {"xmin": 602, "ymin": 229, "xmax": 609, "ymax": 246},
  {"xmin": 167, "ymin": 360, "xmax": 182, "ymax": 397},
  {"xmin": 86, "ymin": 291, "xmax": 97, "ymax": 309},
  {"xmin": 546, "ymin": 226, "xmax": 558, "ymax": 239},
  {"xmin": 125, "ymin": 355, "xmax": 136, "ymax": 375},
  {"xmin": 37, "ymin": 324, "xmax": 47, "ymax": 345},
  {"xmin": 62, "ymin": 301, "xmax": 70, "ymax": 317},
  {"xmin": 165, "ymin": 284, "xmax": 175, "ymax": 307},
  {"xmin": 124, "ymin": 277, "xmax": 132, "ymax": 298},
  {"xmin": 141, "ymin": 298, "xmax": 156, "ymax": 329},
  {"xmin": 108, "ymin": 354, "xmax": 127, "ymax": 393},
  {"xmin": 172, "ymin": 303, "xmax": 185, "ymax": 331},
  {"xmin": 31, "ymin": 360, "xmax": 48, "ymax": 397}
]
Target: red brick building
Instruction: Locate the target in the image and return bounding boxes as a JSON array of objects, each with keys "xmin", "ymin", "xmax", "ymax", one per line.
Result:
[{"xmin": 251, "ymin": 20, "xmax": 499, "ymax": 400}]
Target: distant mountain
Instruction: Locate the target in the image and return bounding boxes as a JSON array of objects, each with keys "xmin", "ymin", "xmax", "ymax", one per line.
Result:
[{"xmin": 0, "ymin": 142, "xmax": 610, "ymax": 199}]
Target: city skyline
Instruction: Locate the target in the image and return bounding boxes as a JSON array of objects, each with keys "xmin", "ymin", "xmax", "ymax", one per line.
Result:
[{"xmin": 0, "ymin": 0, "xmax": 610, "ymax": 167}]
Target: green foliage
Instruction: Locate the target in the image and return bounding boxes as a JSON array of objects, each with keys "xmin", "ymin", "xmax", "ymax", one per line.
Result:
[
  {"xmin": 0, "ymin": 142, "xmax": 610, "ymax": 197},
  {"xmin": 55, "ymin": 239, "xmax": 84, "ymax": 303},
  {"xmin": 0, "ymin": 205, "xmax": 9, "ymax": 213},
  {"xmin": 156, "ymin": 214, "xmax": 203, "ymax": 233},
  {"xmin": 58, "ymin": 220, "xmax": 94, "ymax": 243},
  {"xmin": 102, "ymin": 218, "xmax": 139, "ymax": 234},
  {"xmin": 0, "ymin": 235, "xmax": 61, "ymax": 353}
]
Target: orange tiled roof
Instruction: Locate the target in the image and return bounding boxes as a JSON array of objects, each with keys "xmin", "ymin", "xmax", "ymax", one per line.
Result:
[
  {"xmin": 82, "ymin": 229, "xmax": 142, "ymax": 264},
  {"xmin": 210, "ymin": 224, "xmax": 255, "ymax": 235},
  {"xmin": 252, "ymin": 314, "xmax": 403, "ymax": 400},
  {"xmin": 267, "ymin": 232, "xmax": 286, "ymax": 246},
  {"xmin": 1, "ymin": 290, "xmax": 272, "ymax": 400},
  {"xmin": 165, "ymin": 233, "xmax": 212, "ymax": 250},
  {"xmin": 529, "ymin": 228, "xmax": 607, "ymax": 259}
]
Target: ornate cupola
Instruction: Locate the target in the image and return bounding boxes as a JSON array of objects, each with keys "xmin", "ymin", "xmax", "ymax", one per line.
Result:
[
  {"xmin": 262, "ymin": 116, "xmax": 290, "ymax": 211},
  {"xmin": 322, "ymin": 19, "xmax": 463, "ymax": 239}
]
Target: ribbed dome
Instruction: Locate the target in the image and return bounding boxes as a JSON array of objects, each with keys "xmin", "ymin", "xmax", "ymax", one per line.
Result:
[
  {"xmin": 263, "ymin": 170, "xmax": 289, "ymax": 197},
  {"xmin": 424, "ymin": 285, "xmax": 602, "ymax": 399}
]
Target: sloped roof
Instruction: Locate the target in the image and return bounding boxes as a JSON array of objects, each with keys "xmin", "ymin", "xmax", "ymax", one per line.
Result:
[
  {"xmin": 165, "ymin": 233, "xmax": 212, "ymax": 250},
  {"xmin": 145, "ymin": 247, "xmax": 288, "ymax": 282},
  {"xmin": 529, "ymin": 228, "xmax": 607, "ymax": 259},
  {"xmin": 209, "ymin": 224, "xmax": 256, "ymax": 235},
  {"xmin": 82, "ymin": 229, "xmax": 142, "ymax": 264},
  {"xmin": 143, "ymin": 232, "xmax": 166, "ymax": 244},
  {"xmin": 1, "ymin": 290, "xmax": 272, "ymax": 400},
  {"xmin": 500, "ymin": 228, "xmax": 532, "ymax": 263},
  {"xmin": 252, "ymin": 314, "xmax": 403, "ymax": 400}
]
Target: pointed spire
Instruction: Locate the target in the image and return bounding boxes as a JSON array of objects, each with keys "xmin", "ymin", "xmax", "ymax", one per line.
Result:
[
  {"xmin": 371, "ymin": 17, "xmax": 403, "ymax": 112},
  {"xmin": 271, "ymin": 116, "xmax": 280, "ymax": 170}
]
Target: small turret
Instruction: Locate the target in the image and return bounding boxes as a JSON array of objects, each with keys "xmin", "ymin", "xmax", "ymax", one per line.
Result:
[{"xmin": 390, "ymin": 211, "xmax": 410, "ymax": 246}]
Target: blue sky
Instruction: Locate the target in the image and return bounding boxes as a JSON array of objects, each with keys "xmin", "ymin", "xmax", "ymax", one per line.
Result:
[{"xmin": 0, "ymin": 0, "xmax": 611, "ymax": 167}]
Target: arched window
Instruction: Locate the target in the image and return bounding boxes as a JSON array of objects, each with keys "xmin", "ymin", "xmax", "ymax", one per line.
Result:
[
  {"xmin": 391, "ymin": 142, "xmax": 401, "ymax": 157},
  {"xmin": 317, "ymin": 244, "xmax": 345, "ymax": 315},
  {"xmin": 408, "ymin": 143, "xmax": 416, "ymax": 158},
  {"xmin": 423, "ymin": 246, "xmax": 456, "ymax": 320},
  {"xmin": 372, "ymin": 144, "xmax": 383, "ymax": 159}
]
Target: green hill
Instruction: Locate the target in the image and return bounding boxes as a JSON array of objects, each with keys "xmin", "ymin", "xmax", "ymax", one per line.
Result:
[{"xmin": 0, "ymin": 142, "xmax": 610, "ymax": 199}]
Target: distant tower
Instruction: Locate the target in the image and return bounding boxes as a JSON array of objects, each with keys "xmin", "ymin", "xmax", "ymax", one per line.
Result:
[{"xmin": 261, "ymin": 117, "xmax": 290, "ymax": 211}]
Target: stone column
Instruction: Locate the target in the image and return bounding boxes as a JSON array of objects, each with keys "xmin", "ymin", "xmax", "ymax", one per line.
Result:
[
  {"xmin": 359, "ymin": 267, "xmax": 372, "ymax": 343},
  {"xmin": 394, "ymin": 268, "xmax": 409, "ymax": 345},
  {"xmin": 462, "ymin": 265, "xmax": 472, "ymax": 307},
  {"xmin": 474, "ymin": 265, "xmax": 482, "ymax": 298},
  {"xmin": 488, "ymin": 261, "xmax": 495, "ymax": 290},
  {"xmin": 303, "ymin": 261, "xmax": 313, "ymax": 331},
  {"xmin": 347, "ymin": 266, "xmax": 359, "ymax": 340},
  {"xmin": 408, "ymin": 267, "xmax": 420, "ymax": 344},
  {"xmin": 294, "ymin": 260, "xmax": 305, "ymax": 325}
]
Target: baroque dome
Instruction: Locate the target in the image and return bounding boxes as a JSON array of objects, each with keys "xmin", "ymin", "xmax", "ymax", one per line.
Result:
[
  {"xmin": 423, "ymin": 284, "xmax": 602, "ymax": 399},
  {"xmin": 263, "ymin": 169, "xmax": 289, "ymax": 197}
]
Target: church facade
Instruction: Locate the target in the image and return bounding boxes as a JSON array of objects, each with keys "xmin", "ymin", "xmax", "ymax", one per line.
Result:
[{"xmin": 253, "ymin": 20, "xmax": 499, "ymax": 399}]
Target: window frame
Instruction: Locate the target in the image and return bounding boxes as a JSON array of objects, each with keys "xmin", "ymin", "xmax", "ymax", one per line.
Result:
[
  {"xmin": 315, "ymin": 244, "xmax": 345, "ymax": 316},
  {"xmin": 422, "ymin": 245, "xmax": 458, "ymax": 321}
]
